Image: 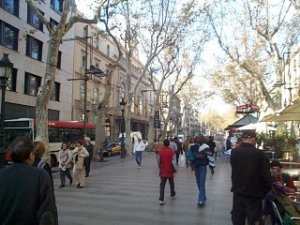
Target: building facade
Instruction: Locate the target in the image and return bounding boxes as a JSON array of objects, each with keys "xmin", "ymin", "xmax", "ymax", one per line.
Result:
[
  {"xmin": 281, "ymin": 47, "xmax": 300, "ymax": 107},
  {"xmin": 182, "ymin": 104, "xmax": 200, "ymax": 137},
  {"xmin": 0, "ymin": 1, "xmax": 153, "ymax": 140},
  {"xmin": 67, "ymin": 23, "xmax": 153, "ymax": 140},
  {"xmin": 0, "ymin": 0, "xmax": 72, "ymax": 120}
]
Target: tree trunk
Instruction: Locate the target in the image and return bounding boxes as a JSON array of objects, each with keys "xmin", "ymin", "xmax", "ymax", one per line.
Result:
[
  {"xmin": 95, "ymin": 72, "xmax": 113, "ymax": 161},
  {"xmin": 125, "ymin": 102, "xmax": 132, "ymax": 155},
  {"xmin": 35, "ymin": 39, "xmax": 60, "ymax": 162},
  {"xmin": 159, "ymin": 94, "xmax": 173, "ymax": 142},
  {"xmin": 147, "ymin": 90, "xmax": 161, "ymax": 146},
  {"xmin": 95, "ymin": 107, "xmax": 106, "ymax": 161}
]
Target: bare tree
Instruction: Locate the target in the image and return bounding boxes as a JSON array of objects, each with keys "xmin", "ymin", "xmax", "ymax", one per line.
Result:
[
  {"xmin": 116, "ymin": 0, "xmax": 184, "ymax": 153},
  {"xmin": 159, "ymin": 64, "xmax": 195, "ymax": 141},
  {"xmin": 94, "ymin": 0, "xmax": 123, "ymax": 161},
  {"xmin": 27, "ymin": 0, "xmax": 97, "ymax": 159},
  {"xmin": 205, "ymin": 0, "xmax": 299, "ymax": 112}
]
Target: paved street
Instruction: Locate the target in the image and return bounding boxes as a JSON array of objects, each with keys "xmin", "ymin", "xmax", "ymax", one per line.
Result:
[{"xmin": 54, "ymin": 153, "xmax": 232, "ymax": 225}]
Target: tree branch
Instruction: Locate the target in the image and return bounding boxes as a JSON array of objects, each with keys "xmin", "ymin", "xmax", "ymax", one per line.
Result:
[{"xmin": 26, "ymin": 0, "xmax": 52, "ymax": 32}]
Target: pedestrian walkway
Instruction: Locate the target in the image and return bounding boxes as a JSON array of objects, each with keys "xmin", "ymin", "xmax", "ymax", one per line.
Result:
[{"xmin": 55, "ymin": 153, "xmax": 232, "ymax": 225}]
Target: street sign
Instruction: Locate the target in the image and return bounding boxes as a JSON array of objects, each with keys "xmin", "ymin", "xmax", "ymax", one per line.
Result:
[
  {"xmin": 236, "ymin": 104, "xmax": 259, "ymax": 114},
  {"xmin": 154, "ymin": 111, "xmax": 161, "ymax": 129}
]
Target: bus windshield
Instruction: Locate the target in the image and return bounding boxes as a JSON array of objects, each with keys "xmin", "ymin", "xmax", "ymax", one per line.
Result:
[{"xmin": 4, "ymin": 128, "xmax": 33, "ymax": 145}]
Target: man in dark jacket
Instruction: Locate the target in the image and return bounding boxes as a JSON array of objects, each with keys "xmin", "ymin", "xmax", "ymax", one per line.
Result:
[
  {"xmin": 230, "ymin": 131, "xmax": 272, "ymax": 225},
  {"xmin": 174, "ymin": 137, "xmax": 183, "ymax": 165},
  {"xmin": 189, "ymin": 136, "xmax": 210, "ymax": 207},
  {"xmin": 84, "ymin": 137, "xmax": 94, "ymax": 177},
  {"xmin": 0, "ymin": 136, "xmax": 58, "ymax": 225}
]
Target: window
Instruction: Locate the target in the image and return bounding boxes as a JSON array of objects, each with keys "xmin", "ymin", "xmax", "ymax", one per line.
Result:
[
  {"xmin": 83, "ymin": 25, "xmax": 88, "ymax": 37},
  {"xmin": 0, "ymin": 0, "xmax": 19, "ymax": 16},
  {"xmin": 0, "ymin": 21, "xmax": 18, "ymax": 50},
  {"xmin": 26, "ymin": 35, "xmax": 43, "ymax": 61},
  {"xmin": 94, "ymin": 58, "xmax": 100, "ymax": 69},
  {"xmin": 27, "ymin": 5, "xmax": 43, "ymax": 31},
  {"xmin": 24, "ymin": 72, "xmax": 41, "ymax": 96},
  {"xmin": 50, "ymin": 18, "xmax": 59, "ymax": 30},
  {"xmin": 92, "ymin": 88, "xmax": 99, "ymax": 104},
  {"xmin": 7, "ymin": 68, "xmax": 17, "ymax": 91},
  {"xmin": 51, "ymin": 82, "xmax": 60, "ymax": 101},
  {"xmin": 57, "ymin": 51, "xmax": 61, "ymax": 69},
  {"xmin": 81, "ymin": 50, "xmax": 87, "ymax": 68},
  {"xmin": 80, "ymin": 81, "xmax": 85, "ymax": 99},
  {"xmin": 106, "ymin": 44, "xmax": 110, "ymax": 57},
  {"xmin": 51, "ymin": 0, "xmax": 63, "ymax": 13},
  {"xmin": 95, "ymin": 35, "xmax": 99, "ymax": 49}
]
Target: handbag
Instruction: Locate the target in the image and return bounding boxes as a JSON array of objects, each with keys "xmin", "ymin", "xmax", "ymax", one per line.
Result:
[{"xmin": 179, "ymin": 154, "xmax": 186, "ymax": 167}]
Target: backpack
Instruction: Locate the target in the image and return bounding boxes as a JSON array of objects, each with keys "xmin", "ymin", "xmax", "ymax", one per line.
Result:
[{"xmin": 186, "ymin": 148, "xmax": 195, "ymax": 161}]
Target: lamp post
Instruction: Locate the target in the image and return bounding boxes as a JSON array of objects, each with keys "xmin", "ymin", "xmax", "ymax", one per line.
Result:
[
  {"xmin": 0, "ymin": 54, "xmax": 13, "ymax": 168},
  {"xmin": 120, "ymin": 97, "xmax": 126, "ymax": 158}
]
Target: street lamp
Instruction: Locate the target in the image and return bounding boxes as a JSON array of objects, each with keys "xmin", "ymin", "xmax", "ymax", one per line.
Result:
[
  {"xmin": 0, "ymin": 53, "xmax": 13, "ymax": 168},
  {"xmin": 120, "ymin": 97, "xmax": 126, "ymax": 158}
]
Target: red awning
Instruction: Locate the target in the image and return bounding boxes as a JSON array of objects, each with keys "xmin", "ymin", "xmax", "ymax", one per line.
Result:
[{"xmin": 48, "ymin": 120, "xmax": 95, "ymax": 129}]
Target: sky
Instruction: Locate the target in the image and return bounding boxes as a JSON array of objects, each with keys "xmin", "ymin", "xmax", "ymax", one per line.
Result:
[{"xmin": 75, "ymin": 0, "xmax": 234, "ymax": 117}]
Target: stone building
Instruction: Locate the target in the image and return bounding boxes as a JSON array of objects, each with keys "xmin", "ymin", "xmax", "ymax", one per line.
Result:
[
  {"xmin": 67, "ymin": 23, "xmax": 153, "ymax": 140},
  {"xmin": 0, "ymin": 0, "xmax": 73, "ymax": 120},
  {"xmin": 281, "ymin": 47, "xmax": 300, "ymax": 107}
]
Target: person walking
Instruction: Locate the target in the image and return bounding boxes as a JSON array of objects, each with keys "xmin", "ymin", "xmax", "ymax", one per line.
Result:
[
  {"xmin": 174, "ymin": 137, "xmax": 183, "ymax": 165},
  {"xmin": 0, "ymin": 136, "xmax": 58, "ymax": 225},
  {"xmin": 133, "ymin": 138, "xmax": 146, "ymax": 168},
  {"xmin": 189, "ymin": 136, "xmax": 210, "ymax": 207},
  {"xmin": 58, "ymin": 143, "xmax": 73, "ymax": 188},
  {"xmin": 230, "ymin": 131, "xmax": 272, "ymax": 225},
  {"xmin": 157, "ymin": 139, "xmax": 176, "ymax": 205},
  {"xmin": 84, "ymin": 137, "xmax": 94, "ymax": 177},
  {"xmin": 207, "ymin": 136, "xmax": 216, "ymax": 175},
  {"xmin": 73, "ymin": 140, "xmax": 89, "ymax": 188}
]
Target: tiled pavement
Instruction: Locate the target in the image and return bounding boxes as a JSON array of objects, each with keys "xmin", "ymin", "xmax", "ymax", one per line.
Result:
[{"xmin": 55, "ymin": 153, "xmax": 232, "ymax": 225}]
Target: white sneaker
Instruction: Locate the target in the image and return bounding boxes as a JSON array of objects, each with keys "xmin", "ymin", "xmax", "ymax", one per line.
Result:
[{"xmin": 159, "ymin": 200, "xmax": 165, "ymax": 205}]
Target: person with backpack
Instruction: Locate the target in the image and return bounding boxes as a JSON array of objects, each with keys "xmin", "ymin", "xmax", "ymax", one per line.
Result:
[{"xmin": 188, "ymin": 136, "xmax": 211, "ymax": 207}]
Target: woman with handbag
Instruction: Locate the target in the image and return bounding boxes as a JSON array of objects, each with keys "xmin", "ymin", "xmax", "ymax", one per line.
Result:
[
  {"xmin": 73, "ymin": 140, "xmax": 89, "ymax": 188},
  {"xmin": 157, "ymin": 139, "xmax": 176, "ymax": 206}
]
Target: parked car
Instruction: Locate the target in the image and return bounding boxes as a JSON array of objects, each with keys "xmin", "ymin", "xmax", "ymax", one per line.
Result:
[{"xmin": 102, "ymin": 140, "xmax": 121, "ymax": 156}]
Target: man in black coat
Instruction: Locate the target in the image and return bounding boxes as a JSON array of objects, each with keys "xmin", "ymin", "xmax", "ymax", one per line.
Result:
[
  {"xmin": 230, "ymin": 130, "xmax": 271, "ymax": 225},
  {"xmin": 84, "ymin": 137, "xmax": 94, "ymax": 177},
  {"xmin": 0, "ymin": 136, "xmax": 58, "ymax": 225}
]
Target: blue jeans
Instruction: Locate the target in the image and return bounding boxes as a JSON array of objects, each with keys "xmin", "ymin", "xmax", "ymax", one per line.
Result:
[
  {"xmin": 195, "ymin": 165, "xmax": 207, "ymax": 203},
  {"xmin": 135, "ymin": 151, "xmax": 143, "ymax": 166}
]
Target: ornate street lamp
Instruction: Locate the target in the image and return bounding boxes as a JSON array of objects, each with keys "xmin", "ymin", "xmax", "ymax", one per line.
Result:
[
  {"xmin": 0, "ymin": 54, "xmax": 13, "ymax": 168},
  {"xmin": 120, "ymin": 97, "xmax": 126, "ymax": 158}
]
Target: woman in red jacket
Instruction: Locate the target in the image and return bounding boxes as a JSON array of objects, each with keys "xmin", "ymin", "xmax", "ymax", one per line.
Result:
[{"xmin": 157, "ymin": 139, "xmax": 176, "ymax": 205}]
